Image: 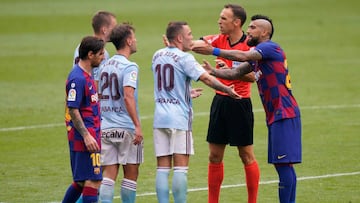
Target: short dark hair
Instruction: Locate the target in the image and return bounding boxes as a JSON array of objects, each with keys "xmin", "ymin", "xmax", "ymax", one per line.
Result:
[
  {"xmin": 166, "ymin": 21, "xmax": 188, "ymax": 42},
  {"xmin": 110, "ymin": 23, "xmax": 135, "ymax": 50},
  {"xmin": 92, "ymin": 11, "xmax": 116, "ymax": 34},
  {"xmin": 224, "ymin": 4, "xmax": 247, "ymax": 26},
  {"xmin": 78, "ymin": 36, "xmax": 105, "ymax": 60},
  {"xmin": 251, "ymin": 14, "xmax": 274, "ymax": 39}
]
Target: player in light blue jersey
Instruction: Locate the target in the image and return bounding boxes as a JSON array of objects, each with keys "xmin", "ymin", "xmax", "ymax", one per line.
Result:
[
  {"xmin": 98, "ymin": 23, "xmax": 144, "ymax": 203},
  {"xmin": 151, "ymin": 21, "xmax": 241, "ymax": 203},
  {"xmin": 73, "ymin": 11, "xmax": 117, "ymax": 89}
]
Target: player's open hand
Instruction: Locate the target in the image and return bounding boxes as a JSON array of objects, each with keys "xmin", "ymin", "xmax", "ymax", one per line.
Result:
[
  {"xmin": 202, "ymin": 60, "xmax": 215, "ymax": 74},
  {"xmin": 163, "ymin": 34, "xmax": 170, "ymax": 47},
  {"xmin": 227, "ymin": 84, "xmax": 242, "ymax": 99},
  {"xmin": 190, "ymin": 88, "xmax": 203, "ymax": 98},
  {"xmin": 191, "ymin": 39, "xmax": 213, "ymax": 55}
]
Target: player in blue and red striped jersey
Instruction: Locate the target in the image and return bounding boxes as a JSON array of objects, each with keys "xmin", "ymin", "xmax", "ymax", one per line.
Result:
[
  {"xmin": 63, "ymin": 36, "xmax": 105, "ymax": 203},
  {"xmin": 193, "ymin": 14, "xmax": 302, "ymax": 203}
]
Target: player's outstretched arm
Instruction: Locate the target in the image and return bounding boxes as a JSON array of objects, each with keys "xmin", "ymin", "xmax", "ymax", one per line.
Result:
[
  {"xmin": 202, "ymin": 60, "xmax": 253, "ymax": 80},
  {"xmin": 199, "ymin": 72, "xmax": 241, "ymax": 99},
  {"xmin": 192, "ymin": 40, "xmax": 262, "ymax": 62}
]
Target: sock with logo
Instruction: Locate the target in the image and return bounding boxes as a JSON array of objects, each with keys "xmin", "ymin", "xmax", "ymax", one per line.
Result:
[
  {"xmin": 156, "ymin": 167, "xmax": 171, "ymax": 203},
  {"xmin": 244, "ymin": 161, "xmax": 260, "ymax": 203},
  {"xmin": 121, "ymin": 178, "xmax": 137, "ymax": 203},
  {"xmin": 82, "ymin": 186, "xmax": 98, "ymax": 203},
  {"xmin": 275, "ymin": 164, "xmax": 295, "ymax": 203},
  {"xmin": 62, "ymin": 182, "xmax": 83, "ymax": 203},
  {"xmin": 208, "ymin": 162, "xmax": 224, "ymax": 203},
  {"xmin": 172, "ymin": 166, "xmax": 188, "ymax": 203},
  {"xmin": 99, "ymin": 177, "xmax": 115, "ymax": 203}
]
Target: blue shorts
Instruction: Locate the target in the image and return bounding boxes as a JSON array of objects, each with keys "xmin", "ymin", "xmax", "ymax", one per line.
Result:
[
  {"xmin": 268, "ymin": 117, "xmax": 302, "ymax": 164},
  {"xmin": 70, "ymin": 151, "xmax": 102, "ymax": 182}
]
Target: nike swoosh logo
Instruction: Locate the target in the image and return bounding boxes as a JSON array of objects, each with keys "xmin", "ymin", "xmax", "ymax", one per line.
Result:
[{"xmin": 277, "ymin": 155, "xmax": 287, "ymax": 159}]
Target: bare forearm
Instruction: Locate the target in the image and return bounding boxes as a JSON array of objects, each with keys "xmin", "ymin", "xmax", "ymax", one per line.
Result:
[
  {"xmin": 211, "ymin": 62, "xmax": 253, "ymax": 80},
  {"xmin": 202, "ymin": 74, "xmax": 231, "ymax": 93},
  {"xmin": 218, "ymin": 49, "xmax": 245, "ymax": 61},
  {"xmin": 69, "ymin": 108, "xmax": 88, "ymax": 137},
  {"xmin": 124, "ymin": 96, "xmax": 141, "ymax": 128}
]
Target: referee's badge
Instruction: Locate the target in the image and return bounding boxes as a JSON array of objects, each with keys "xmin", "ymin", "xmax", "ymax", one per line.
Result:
[{"xmin": 232, "ymin": 61, "xmax": 241, "ymax": 69}]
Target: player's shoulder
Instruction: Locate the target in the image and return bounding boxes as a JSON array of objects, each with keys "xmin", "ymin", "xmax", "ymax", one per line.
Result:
[{"xmin": 68, "ymin": 66, "xmax": 86, "ymax": 81}]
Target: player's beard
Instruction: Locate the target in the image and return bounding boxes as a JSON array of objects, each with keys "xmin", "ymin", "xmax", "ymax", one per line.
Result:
[
  {"xmin": 92, "ymin": 61, "xmax": 101, "ymax": 68},
  {"xmin": 247, "ymin": 37, "xmax": 259, "ymax": 47}
]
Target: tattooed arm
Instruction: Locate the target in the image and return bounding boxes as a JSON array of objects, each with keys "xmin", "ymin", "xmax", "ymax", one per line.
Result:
[
  {"xmin": 202, "ymin": 60, "xmax": 253, "ymax": 80},
  {"xmin": 68, "ymin": 108, "xmax": 100, "ymax": 152}
]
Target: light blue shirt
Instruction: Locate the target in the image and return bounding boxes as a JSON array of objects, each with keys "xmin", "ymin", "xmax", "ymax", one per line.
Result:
[
  {"xmin": 99, "ymin": 54, "xmax": 140, "ymax": 131},
  {"xmin": 151, "ymin": 47, "xmax": 206, "ymax": 130}
]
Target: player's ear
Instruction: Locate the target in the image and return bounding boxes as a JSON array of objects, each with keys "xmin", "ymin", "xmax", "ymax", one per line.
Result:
[
  {"xmin": 233, "ymin": 18, "xmax": 241, "ymax": 27},
  {"xmin": 101, "ymin": 26, "xmax": 107, "ymax": 35},
  {"xmin": 126, "ymin": 37, "xmax": 133, "ymax": 46},
  {"xmin": 177, "ymin": 34, "xmax": 183, "ymax": 44},
  {"xmin": 87, "ymin": 51, "xmax": 95, "ymax": 59}
]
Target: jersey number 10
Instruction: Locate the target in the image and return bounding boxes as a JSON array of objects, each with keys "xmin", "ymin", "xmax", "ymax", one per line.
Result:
[{"xmin": 155, "ymin": 64, "xmax": 175, "ymax": 92}]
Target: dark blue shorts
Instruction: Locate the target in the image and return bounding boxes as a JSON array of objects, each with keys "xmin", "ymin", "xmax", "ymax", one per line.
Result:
[
  {"xmin": 268, "ymin": 117, "xmax": 302, "ymax": 164},
  {"xmin": 70, "ymin": 151, "xmax": 102, "ymax": 182}
]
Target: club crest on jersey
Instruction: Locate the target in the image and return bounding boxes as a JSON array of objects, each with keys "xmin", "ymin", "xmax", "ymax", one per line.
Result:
[
  {"xmin": 94, "ymin": 167, "xmax": 101, "ymax": 175},
  {"xmin": 130, "ymin": 71, "xmax": 137, "ymax": 82},
  {"xmin": 67, "ymin": 89, "xmax": 76, "ymax": 101},
  {"xmin": 91, "ymin": 93, "xmax": 99, "ymax": 103}
]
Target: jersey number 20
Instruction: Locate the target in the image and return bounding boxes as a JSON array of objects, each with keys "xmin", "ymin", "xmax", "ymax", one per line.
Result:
[{"xmin": 99, "ymin": 72, "xmax": 121, "ymax": 100}]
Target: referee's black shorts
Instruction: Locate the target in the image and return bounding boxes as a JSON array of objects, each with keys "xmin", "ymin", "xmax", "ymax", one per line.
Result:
[{"xmin": 207, "ymin": 94, "xmax": 254, "ymax": 146}]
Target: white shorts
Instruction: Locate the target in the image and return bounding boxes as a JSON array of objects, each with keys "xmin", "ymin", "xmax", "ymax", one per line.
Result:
[
  {"xmin": 153, "ymin": 128, "xmax": 194, "ymax": 157},
  {"xmin": 101, "ymin": 128, "xmax": 144, "ymax": 165}
]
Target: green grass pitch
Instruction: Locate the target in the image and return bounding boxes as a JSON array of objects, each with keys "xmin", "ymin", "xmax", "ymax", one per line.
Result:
[{"xmin": 0, "ymin": 0, "xmax": 359, "ymax": 202}]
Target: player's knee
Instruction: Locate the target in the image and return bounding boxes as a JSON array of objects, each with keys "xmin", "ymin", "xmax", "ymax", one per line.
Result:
[
  {"xmin": 75, "ymin": 181, "xmax": 85, "ymax": 188},
  {"xmin": 209, "ymin": 153, "xmax": 223, "ymax": 163},
  {"xmin": 239, "ymin": 152, "xmax": 256, "ymax": 165}
]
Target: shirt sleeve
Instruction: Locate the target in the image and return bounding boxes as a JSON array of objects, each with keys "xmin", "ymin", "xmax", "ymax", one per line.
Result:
[
  {"xmin": 254, "ymin": 41, "xmax": 275, "ymax": 60},
  {"xmin": 181, "ymin": 54, "xmax": 206, "ymax": 81},
  {"xmin": 123, "ymin": 64, "xmax": 139, "ymax": 89},
  {"xmin": 66, "ymin": 76, "xmax": 85, "ymax": 109}
]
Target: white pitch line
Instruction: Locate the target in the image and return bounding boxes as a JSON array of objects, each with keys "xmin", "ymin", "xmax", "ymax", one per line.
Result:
[
  {"xmin": 1, "ymin": 104, "xmax": 360, "ymax": 132},
  {"xmin": 117, "ymin": 171, "xmax": 360, "ymax": 199},
  {"xmin": 42, "ymin": 171, "xmax": 359, "ymax": 203}
]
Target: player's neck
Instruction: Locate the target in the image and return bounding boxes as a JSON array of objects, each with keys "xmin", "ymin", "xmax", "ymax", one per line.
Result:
[
  {"xmin": 228, "ymin": 29, "xmax": 244, "ymax": 44},
  {"xmin": 94, "ymin": 33, "xmax": 106, "ymax": 42},
  {"xmin": 78, "ymin": 61, "xmax": 92, "ymax": 75},
  {"xmin": 169, "ymin": 42, "xmax": 183, "ymax": 51},
  {"xmin": 116, "ymin": 48, "xmax": 131, "ymax": 59}
]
